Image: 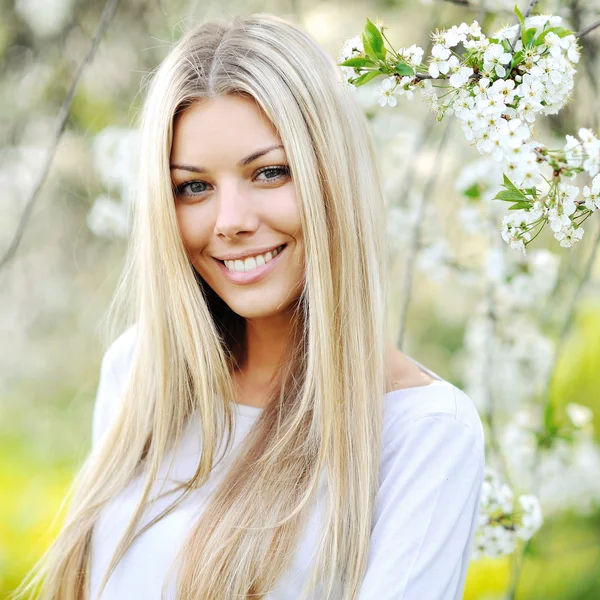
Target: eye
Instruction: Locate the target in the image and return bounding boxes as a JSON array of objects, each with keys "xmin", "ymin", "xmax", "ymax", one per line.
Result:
[
  {"xmin": 254, "ymin": 165, "xmax": 291, "ymax": 183},
  {"xmin": 173, "ymin": 180, "xmax": 212, "ymax": 197}
]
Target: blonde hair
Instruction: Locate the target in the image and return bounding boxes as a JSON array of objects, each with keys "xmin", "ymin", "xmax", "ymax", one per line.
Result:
[{"xmin": 13, "ymin": 13, "xmax": 389, "ymax": 600}]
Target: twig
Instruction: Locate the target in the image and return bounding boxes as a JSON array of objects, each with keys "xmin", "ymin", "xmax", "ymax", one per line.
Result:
[
  {"xmin": 394, "ymin": 114, "xmax": 437, "ymax": 209},
  {"xmin": 544, "ymin": 223, "xmax": 600, "ymax": 400},
  {"xmin": 396, "ymin": 119, "xmax": 453, "ymax": 350},
  {"xmin": 506, "ymin": 221, "xmax": 600, "ymax": 600},
  {"xmin": 511, "ymin": 0, "xmax": 541, "ymax": 52},
  {"xmin": 0, "ymin": 0, "xmax": 122, "ymax": 271},
  {"xmin": 482, "ymin": 227, "xmax": 513, "ymax": 487},
  {"xmin": 577, "ymin": 19, "xmax": 600, "ymax": 39},
  {"xmin": 441, "ymin": 0, "xmax": 472, "ymax": 6},
  {"xmin": 523, "ymin": 0, "xmax": 540, "ymax": 18}
]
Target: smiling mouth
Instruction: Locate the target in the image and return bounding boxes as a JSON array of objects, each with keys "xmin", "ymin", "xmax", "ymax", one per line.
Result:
[{"xmin": 218, "ymin": 244, "xmax": 287, "ymax": 273}]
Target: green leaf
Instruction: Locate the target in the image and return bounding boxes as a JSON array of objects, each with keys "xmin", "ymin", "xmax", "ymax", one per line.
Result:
[
  {"xmin": 463, "ymin": 182, "xmax": 482, "ymax": 200},
  {"xmin": 510, "ymin": 50, "xmax": 525, "ymax": 69},
  {"xmin": 494, "ymin": 176, "xmax": 528, "ymax": 203},
  {"xmin": 353, "ymin": 70, "xmax": 381, "ymax": 87},
  {"xmin": 559, "ymin": 29, "xmax": 575, "ymax": 37},
  {"xmin": 362, "ymin": 33, "xmax": 375, "ymax": 60},
  {"xmin": 338, "ymin": 57, "xmax": 371, "ymax": 68},
  {"xmin": 523, "ymin": 27, "xmax": 537, "ymax": 46},
  {"xmin": 514, "ymin": 5, "xmax": 525, "ymax": 27},
  {"xmin": 508, "ymin": 201, "xmax": 533, "ymax": 210},
  {"xmin": 535, "ymin": 26, "xmax": 564, "ymax": 45},
  {"xmin": 394, "ymin": 63, "xmax": 414, "ymax": 76},
  {"xmin": 543, "ymin": 402, "xmax": 555, "ymax": 432},
  {"xmin": 503, "ymin": 173, "xmax": 524, "ymax": 195},
  {"xmin": 364, "ymin": 18, "xmax": 386, "ymax": 60},
  {"xmin": 494, "ymin": 190, "xmax": 523, "ymax": 202},
  {"xmin": 525, "ymin": 187, "xmax": 538, "ymax": 199}
]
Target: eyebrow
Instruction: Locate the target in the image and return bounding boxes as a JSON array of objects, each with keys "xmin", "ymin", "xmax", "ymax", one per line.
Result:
[{"xmin": 169, "ymin": 144, "xmax": 285, "ymax": 173}]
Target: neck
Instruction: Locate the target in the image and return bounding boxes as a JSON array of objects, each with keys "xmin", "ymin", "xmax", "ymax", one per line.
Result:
[{"xmin": 240, "ymin": 309, "xmax": 297, "ymax": 386}]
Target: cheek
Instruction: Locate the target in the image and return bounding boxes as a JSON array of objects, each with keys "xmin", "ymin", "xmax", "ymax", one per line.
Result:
[
  {"xmin": 175, "ymin": 204, "xmax": 212, "ymax": 253},
  {"xmin": 263, "ymin": 186, "xmax": 302, "ymax": 238}
]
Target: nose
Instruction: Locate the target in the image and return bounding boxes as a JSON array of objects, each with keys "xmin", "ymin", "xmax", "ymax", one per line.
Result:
[{"xmin": 213, "ymin": 180, "xmax": 259, "ymax": 239}]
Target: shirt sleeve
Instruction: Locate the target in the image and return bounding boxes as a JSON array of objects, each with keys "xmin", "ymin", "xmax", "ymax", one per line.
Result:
[
  {"xmin": 91, "ymin": 347, "xmax": 121, "ymax": 449},
  {"xmin": 91, "ymin": 327, "xmax": 136, "ymax": 449},
  {"xmin": 357, "ymin": 414, "xmax": 485, "ymax": 600}
]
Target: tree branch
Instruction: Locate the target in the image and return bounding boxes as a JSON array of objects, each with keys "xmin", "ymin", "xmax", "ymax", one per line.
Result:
[
  {"xmin": 506, "ymin": 221, "xmax": 600, "ymax": 599},
  {"xmin": 523, "ymin": 0, "xmax": 540, "ymax": 18},
  {"xmin": 396, "ymin": 119, "xmax": 453, "ymax": 349},
  {"xmin": 441, "ymin": 0, "xmax": 472, "ymax": 6},
  {"xmin": 0, "ymin": 0, "xmax": 122, "ymax": 271},
  {"xmin": 577, "ymin": 19, "xmax": 600, "ymax": 39}
]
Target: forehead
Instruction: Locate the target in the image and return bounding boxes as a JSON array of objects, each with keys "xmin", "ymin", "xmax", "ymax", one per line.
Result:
[{"xmin": 171, "ymin": 95, "xmax": 283, "ymax": 163}]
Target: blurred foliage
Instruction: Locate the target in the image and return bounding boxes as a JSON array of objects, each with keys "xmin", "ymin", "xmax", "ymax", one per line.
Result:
[{"xmin": 1, "ymin": 0, "xmax": 599, "ymax": 598}]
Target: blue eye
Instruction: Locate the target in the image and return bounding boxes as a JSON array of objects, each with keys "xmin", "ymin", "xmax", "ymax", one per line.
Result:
[
  {"xmin": 173, "ymin": 165, "xmax": 291, "ymax": 199},
  {"xmin": 255, "ymin": 166, "xmax": 291, "ymax": 182},
  {"xmin": 174, "ymin": 180, "xmax": 211, "ymax": 196}
]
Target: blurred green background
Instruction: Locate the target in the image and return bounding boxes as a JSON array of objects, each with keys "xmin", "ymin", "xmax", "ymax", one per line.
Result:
[{"xmin": 1, "ymin": 0, "xmax": 599, "ymax": 597}]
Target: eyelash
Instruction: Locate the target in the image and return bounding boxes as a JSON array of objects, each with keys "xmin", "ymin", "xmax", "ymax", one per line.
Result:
[{"xmin": 173, "ymin": 165, "xmax": 291, "ymax": 198}]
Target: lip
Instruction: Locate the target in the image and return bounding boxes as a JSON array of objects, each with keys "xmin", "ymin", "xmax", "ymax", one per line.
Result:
[
  {"xmin": 213, "ymin": 244, "xmax": 287, "ymax": 285},
  {"xmin": 213, "ymin": 243, "xmax": 285, "ymax": 261}
]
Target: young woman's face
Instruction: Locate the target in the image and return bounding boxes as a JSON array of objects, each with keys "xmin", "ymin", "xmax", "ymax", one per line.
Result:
[{"xmin": 170, "ymin": 94, "xmax": 304, "ymax": 320}]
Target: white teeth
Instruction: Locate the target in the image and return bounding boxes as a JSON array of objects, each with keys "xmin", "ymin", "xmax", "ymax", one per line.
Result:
[
  {"xmin": 244, "ymin": 256, "xmax": 257, "ymax": 271},
  {"xmin": 223, "ymin": 245, "xmax": 285, "ymax": 273}
]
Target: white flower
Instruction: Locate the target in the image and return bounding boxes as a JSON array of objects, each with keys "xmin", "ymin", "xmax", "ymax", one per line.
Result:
[
  {"xmin": 527, "ymin": 14, "xmax": 562, "ymax": 30},
  {"xmin": 515, "ymin": 494, "xmax": 543, "ymax": 541},
  {"xmin": 497, "ymin": 118, "xmax": 531, "ymax": 150},
  {"xmin": 468, "ymin": 20, "xmax": 482, "ymax": 38},
  {"xmin": 87, "ymin": 194, "xmax": 130, "ymax": 238},
  {"xmin": 401, "ymin": 44, "xmax": 424, "ymax": 67},
  {"xmin": 489, "ymin": 78, "xmax": 517, "ymax": 103},
  {"xmin": 583, "ymin": 174, "xmax": 600, "ymax": 211},
  {"xmin": 566, "ymin": 403, "xmax": 593, "ymax": 428},
  {"xmin": 483, "ymin": 43, "xmax": 512, "ymax": 78},
  {"xmin": 420, "ymin": 78, "xmax": 439, "ymax": 111},
  {"xmin": 501, "ymin": 211, "xmax": 533, "ymax": 254},
  {"xmin": 428, "ymin": 44, "xmax": 452, "ymax": 78},
  {"xmin": 494, "ymin": 24, "xmax": 519, "ymax": 42},
  {"xmin": 15, "ymin": 0, "xmax": 71, "ymax": 37},
  {"xmin": 449, "ymin": 65, "xmax": 474, "ymax": 88},
  {"xmin": 554, "ymin": 224, "xmax": 584, "ymax": 248},
  {"xmin": 443, "ymin": 25, "xmax": 467, "ymax": 48},
  {"xmin": 557, "ymin": 183, "xmax": 579, "ymax": 213},
  {"xmin": 396, "ymin": 76, "xmax": 415, "ymax": 100},
  {"xmin": 564, "ymin": 134, "xmax": 584, "ymax": 168},
  {"xmin": 377, "ymin": 77, "xmax": 398, "ymax": 107},
  {"xmin": 578, "ymin": 128, "xmax": 600, "ymax": 177},
  {"xmin": 338, "ymin": 34, "xmax": 363, "ymax": 62}
]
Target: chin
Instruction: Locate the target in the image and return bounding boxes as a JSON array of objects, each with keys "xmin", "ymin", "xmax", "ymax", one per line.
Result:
[{"xmin": 219, "ymin": 292, "xmax": 296, "ymax": 320}]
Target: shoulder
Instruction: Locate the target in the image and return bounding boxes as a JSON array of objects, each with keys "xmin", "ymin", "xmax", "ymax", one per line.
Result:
[
  {"xmin": 385, "ymin": 343, "xmax": 436, "ymax": 393},
  {"xmin": 100, "ymin": 324, "xmax": 138, "ymax": 388},
  {"xmin": 92, "ymin": 325, "xmax": 138, "ymax": 447},
  {"xmin": 382, "ymin": 382, "xmax": 485, "ymax": 454}
]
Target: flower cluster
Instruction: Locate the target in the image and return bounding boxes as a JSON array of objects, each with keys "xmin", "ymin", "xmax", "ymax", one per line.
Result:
[
  {"xmin": 87, "ymin": 126, "xmax": 139, "ymax": 239},
  {"xmin": 338, "ymin": 12, "xmax": 600, "ymax": 253},
  {"xmin": 472, "ymin": 466, "xmax": 543, "ymax": 559},
  {"xmin": 501, "ymin": 402, "xmax": 600, "ymax": 517}
]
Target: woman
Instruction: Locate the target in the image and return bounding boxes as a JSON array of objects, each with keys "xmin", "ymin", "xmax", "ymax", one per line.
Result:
[{"xmin": 14, "ymin": 13, "xmax": 485, "ymax": 600}]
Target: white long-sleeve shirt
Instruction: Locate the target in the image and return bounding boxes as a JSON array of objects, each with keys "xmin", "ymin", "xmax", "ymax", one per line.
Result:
[{"xmin": 89, "ymin": 326, "xmax": 485, "ymax": 599}]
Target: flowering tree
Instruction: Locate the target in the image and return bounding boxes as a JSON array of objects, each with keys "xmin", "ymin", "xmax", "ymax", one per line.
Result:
[
  {"xmin": 339, "ymin": 9, "xmax": 600, "ymax": 254},
  {"xmin": 3, "ymin": 0, "xmax": 597, "ymax": 596},
  {"xmin": 337, "ymin": 1, "xmax": 600, "ymax": 596}
]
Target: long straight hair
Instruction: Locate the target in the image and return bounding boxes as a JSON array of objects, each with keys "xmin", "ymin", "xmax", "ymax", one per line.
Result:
[{"xmin": 12, "ymin": 13, "xmax": 389, "ymax": 600}]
